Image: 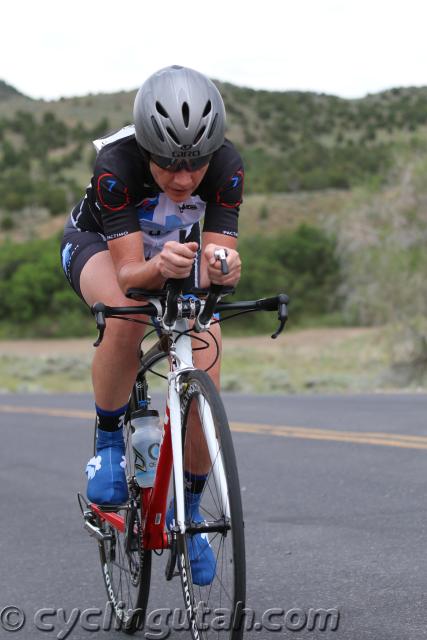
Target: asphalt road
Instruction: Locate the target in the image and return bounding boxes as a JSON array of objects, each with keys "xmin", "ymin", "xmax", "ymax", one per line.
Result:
[{"xmin": 1, "ymin": 392, "xmax": 427, "ymax": 640}]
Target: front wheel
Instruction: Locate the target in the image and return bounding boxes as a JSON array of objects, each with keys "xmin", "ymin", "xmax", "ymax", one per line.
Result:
[{"xmin": 175, "ymin": 370, "xmax": 246, "ymax": 640}]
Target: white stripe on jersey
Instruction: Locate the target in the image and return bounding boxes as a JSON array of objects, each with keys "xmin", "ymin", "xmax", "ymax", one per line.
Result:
[
  {"xmin": 93, "ymin": 125, "xmax": 135, "ymax": 152},
  {"xmin": 71, "ymin": 196, "xmax": 87, "ymax": 228}
]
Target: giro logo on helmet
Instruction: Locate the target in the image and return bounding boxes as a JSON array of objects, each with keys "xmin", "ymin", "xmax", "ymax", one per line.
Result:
[{"xmin": 171, "ymin": 149, "xmax": 201, "ymax": 158}]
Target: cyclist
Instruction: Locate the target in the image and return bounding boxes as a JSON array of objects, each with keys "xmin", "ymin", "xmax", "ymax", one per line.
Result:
[{"xmin": 60, "ymin": 65, "xmax": 243, "ymax": 585}]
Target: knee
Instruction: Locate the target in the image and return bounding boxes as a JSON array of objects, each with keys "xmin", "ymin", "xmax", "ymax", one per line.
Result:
[{"xmin": 103, "ymin": 315, "xmax": 146, "ymax": 349}]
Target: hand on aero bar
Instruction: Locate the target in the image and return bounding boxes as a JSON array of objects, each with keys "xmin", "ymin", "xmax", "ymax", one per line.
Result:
[
  {"xmin": 157, "ymin": 241, "xmax": 198, "ymax": 280},
  {"xmin": 205, "ymin": 244, "xmax": 241, "ymax": 287}
]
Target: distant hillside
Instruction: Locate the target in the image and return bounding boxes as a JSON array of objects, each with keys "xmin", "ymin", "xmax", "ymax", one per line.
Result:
[
  {"xmin": 1, "ymin": 79, "xmax": 427, "ymax": 234},
  {"xmin": 0, "ymin": 80, "xmax": 29, "ymax": 101},
  {"xmin": 0, "ymin": 80, "xmax": 426, "ymax": 367}
]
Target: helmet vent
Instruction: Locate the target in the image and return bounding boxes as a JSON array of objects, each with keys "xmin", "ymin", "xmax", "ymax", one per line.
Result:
[
  {"xmin": 193, "ymin": 126, "xmax": 206, "ymax": 145},
  {"xmin": 202, "ymin": 100, "xmax": 212, "ymax": 117},
  {"xmin": 156, "ymin": 101, "xmax": 169, "ymax": 118},
  {"xmin": 182, "ymin": 102, "xmax": 190, "ymax": 127},
  {"xmin": 150, "ymin": 116, "xmax": 165, "ymax": 142},
  {"xmin": 207, "ymin": 113, "xmax": 218, "ymax": 139},
  {"xmin": 166, "ymin": 127, "xmax": 180, "ymax": 144}
]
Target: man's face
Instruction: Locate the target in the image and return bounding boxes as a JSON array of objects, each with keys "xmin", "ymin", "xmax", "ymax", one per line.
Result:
[{"xmin": 149, "ymin": 160, "xmax": 209, "ymax": 203}]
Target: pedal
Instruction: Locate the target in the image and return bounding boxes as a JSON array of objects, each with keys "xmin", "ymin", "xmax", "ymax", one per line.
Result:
[
  {"xmin": 78, "ymin": 493, "xmax": 113, "ymax": 542},
  {"xmin": 83, "ymin": 515, "xmax": 113, "ymax": 542}
]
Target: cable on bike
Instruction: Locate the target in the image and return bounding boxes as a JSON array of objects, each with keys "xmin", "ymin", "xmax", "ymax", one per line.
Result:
[
  {"xmin": 182, "ymin": 327, "xmax": 220, "ymax": 373},
  {"xmin": 175, "ymin": 329, "xmax": 211, "ymax": 351},
  {"xmin": 147, "ymin": 366, "xmax": 168, "ymax": 381},
  {"xmin": 108, "ymin": 315, "xmax": 154, "ymax": 328},
  {"xmin": 140, "ymin": 326, "xmax": 210, "ymax": 381},
  {"xmin": 178, "ymin": 325, "xmax": 221, "ymax": 374},
  {"xmin": 144, "ymin": 328, "xmax": 160, "ymax": 340},
  {"xmin": 210, "ymin": 308, "xmax": 256, "ymax": 324},
  {"xmin": 139, "ymin": 327, "xmax": 163, "ymax": 345},
  {"xmin": 203, "ymin": 328, "xmax": 220, "ymax": 373},
  {"xmin": 184, "ymin": 309, "xmax": 259, "ymax": 373},
  {"xmin": 174, "ymin": 310, "xmax": 257, "ymax": 374}
]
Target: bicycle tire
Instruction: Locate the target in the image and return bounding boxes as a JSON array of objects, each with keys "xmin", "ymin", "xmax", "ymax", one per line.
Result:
[
  {"xmin": 94, "ymin": 418, "xmax": 152, "ymax": 634},
  {"xmin": 174, "ymin": 369, "xmax": 246, "ymax": 640}
]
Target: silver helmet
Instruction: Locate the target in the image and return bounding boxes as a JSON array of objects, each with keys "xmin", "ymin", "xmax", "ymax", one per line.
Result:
[{"xmin": 133, "ymin": 65, "xmax": 226, "ymax": 166}]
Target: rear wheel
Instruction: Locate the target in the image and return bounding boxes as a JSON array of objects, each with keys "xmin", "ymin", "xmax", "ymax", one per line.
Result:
[
  {"xmin": 96, "ymin": 420, "xmax": 152, "ymax": 634},
  {"xmin": 175, "ymin": 370, "xmax": 246, "ymax": 640}
]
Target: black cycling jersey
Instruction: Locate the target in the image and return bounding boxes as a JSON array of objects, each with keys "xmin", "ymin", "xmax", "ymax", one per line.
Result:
[{"xmin": 70, "ymin": 125, "xmax": 244, "ymax": 259}]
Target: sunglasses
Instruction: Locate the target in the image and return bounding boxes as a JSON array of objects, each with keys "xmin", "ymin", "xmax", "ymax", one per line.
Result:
[{"xmin": 150, "ymin": 153, "xmax": 212, "ymax": 173}]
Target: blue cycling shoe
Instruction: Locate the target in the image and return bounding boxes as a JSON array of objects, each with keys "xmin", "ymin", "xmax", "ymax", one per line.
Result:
[
  {"xmin": 166, "ymin": 492, "xmax": 216, "ymax": 586},
  {"xmin": 86, "ymin": 428, "xmax": 129, "ymax": 506}
]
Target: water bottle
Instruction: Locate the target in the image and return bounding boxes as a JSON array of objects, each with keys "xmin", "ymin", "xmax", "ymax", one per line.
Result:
[{"xmin": 131, "ymin": 409, "xmax": 162, "ymax": 488}]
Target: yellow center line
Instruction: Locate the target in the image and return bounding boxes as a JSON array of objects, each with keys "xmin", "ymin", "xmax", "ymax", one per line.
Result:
[
  {"xmin": 230, "ymin": 422, "xmax": 427, "ymax": 450},
  {"xmin": 0, "ymin": 404, "xmax": 93, "ymax": 420},
  {"xmin": 0, "ymin": 404, "xmax": 426, "ymax": 450},
  {"xmin": 230, "ymin": 421, "xmax": 427, "ymax": 444}
]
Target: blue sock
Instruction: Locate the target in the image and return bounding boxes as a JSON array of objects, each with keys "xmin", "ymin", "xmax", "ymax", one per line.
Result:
[
  {"xmin": 184, "ymin": 470, "xmax": 208, "ymax": 494},
  {"xmin": 95, "ymin": 402, "xmax": 128, "ymax": 432},
  {"xmin": 166, "ymin": 474, "xmax": 216, "ymax": 586}
]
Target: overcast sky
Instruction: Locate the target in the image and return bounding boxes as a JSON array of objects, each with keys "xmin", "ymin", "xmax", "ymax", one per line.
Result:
[{"xmin": 2, "ymin": 0, "xmax": 427, "ymax": 101}]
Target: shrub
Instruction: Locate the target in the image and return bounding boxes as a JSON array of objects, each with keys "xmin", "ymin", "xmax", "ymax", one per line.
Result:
[
  {"xmin": 0, "ymin": 236, "xmax": 89, "ymax": 334},
  {"xmin": 236, "ymin": 224, "xmax": 341, "ymax": 323},
  {"xmin": 1, "ymin": 215, "xmax": 14, "ymax": 230}
]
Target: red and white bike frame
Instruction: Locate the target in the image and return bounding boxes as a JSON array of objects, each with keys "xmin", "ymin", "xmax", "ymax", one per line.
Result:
[{"xmin": 90, "ymin": 318, "xmax": 229, "ymax": 549}]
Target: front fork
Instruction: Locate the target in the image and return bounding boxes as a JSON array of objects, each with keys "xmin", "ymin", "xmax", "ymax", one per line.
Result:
[
  {"xmin": 168, "ymin": 372, "xmax": 231, "ymax": 534},
  {"xmin": 167, "ymin": 316, "xmax": 231, "ymax": 534}
]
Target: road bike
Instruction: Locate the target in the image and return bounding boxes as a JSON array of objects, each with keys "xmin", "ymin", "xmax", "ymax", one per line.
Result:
[{"xmin": 78, "ymin": 276, "xmax": 289, "ymax": 639}]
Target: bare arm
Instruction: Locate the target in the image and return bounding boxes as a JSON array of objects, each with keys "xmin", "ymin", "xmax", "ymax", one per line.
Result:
[{"xmin": 108, "ymin": 232, "xmax": 198, "ymax": 294}]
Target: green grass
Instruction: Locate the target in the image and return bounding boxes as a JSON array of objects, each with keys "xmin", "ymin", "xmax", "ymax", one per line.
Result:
[
  {"xmin": 0, "ymin": 353, "xmax": 92, "ymax": 393},
  {"xmin": 220, "ymin": 329, "xmax": 390, "ymax": 393},
  {"xmin": 1, "ymin": 327, "xmax": 424, "ymax": 395}
]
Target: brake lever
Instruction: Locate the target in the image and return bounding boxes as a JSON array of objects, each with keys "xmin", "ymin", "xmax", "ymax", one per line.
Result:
[
  {"xmin": 271, "ymin": 294, "xmax": 289, "ymax": 339},
  {"xmin": 92, "ymin": 302, "xmax": 106, "ymax": 347}
]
